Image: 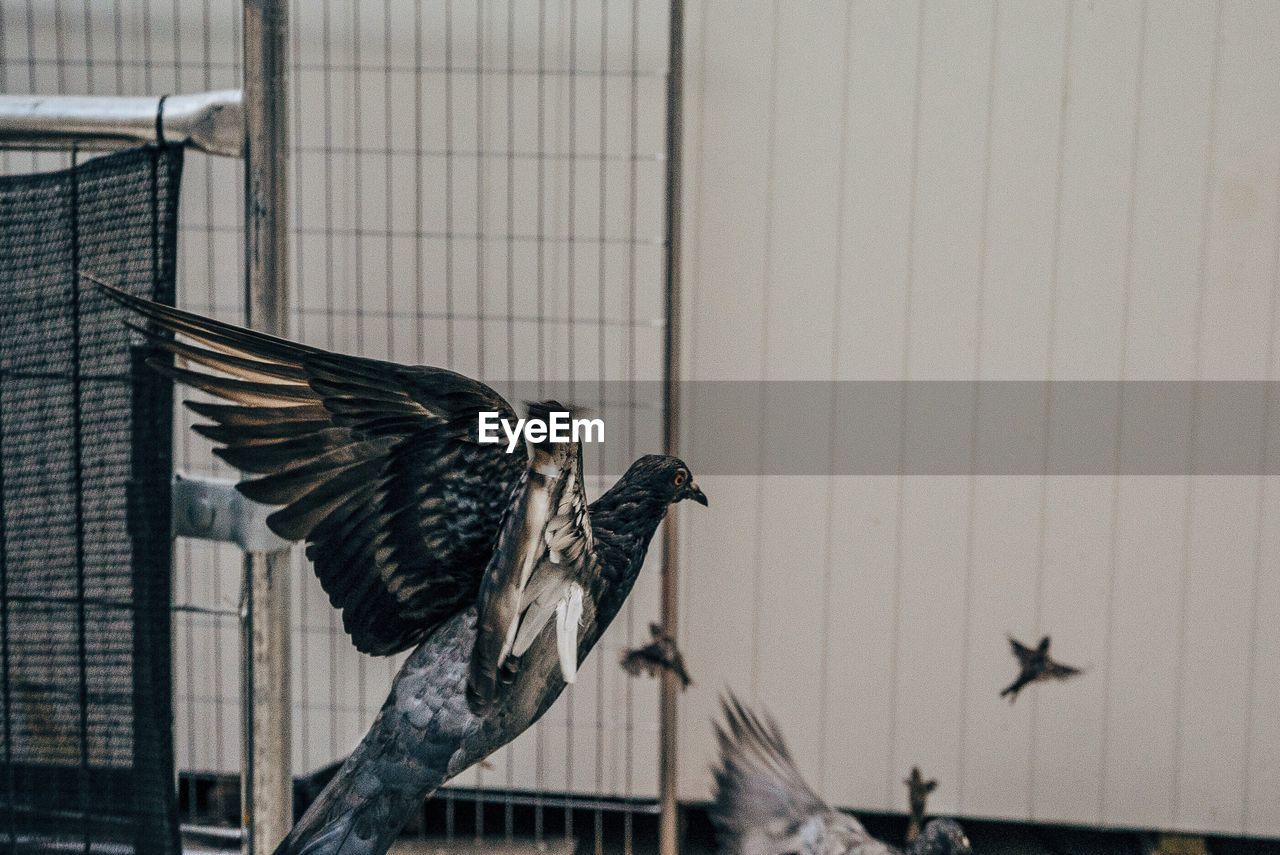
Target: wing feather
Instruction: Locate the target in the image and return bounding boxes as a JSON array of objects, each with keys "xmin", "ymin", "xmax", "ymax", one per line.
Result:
[
  {"xmin": 137, "ymin": 326, "xmax": 309, "ymax": 383},
  {"xmin": 154, "ymin": 361, "xmax": 318, "ymax": 405},
  {"xmin": 185, "ymin": 400, "xmax": 330, "ymax": 427},
  {"xmin": 711, "ymin": 693, "xmax": 870, "ymax": 855},
  {"xmin": 96, "ymin": 277, "xmax": 526, "ymax": 655},
  {"xmin": 1045, "ymin": 661, "xmax": 1082, "ymax": 680}
]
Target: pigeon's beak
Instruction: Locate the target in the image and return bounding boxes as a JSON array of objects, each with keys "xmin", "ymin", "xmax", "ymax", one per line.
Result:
[{"xmin": 686, "ymin": 482, "xmax": 708, "ymax": 506}]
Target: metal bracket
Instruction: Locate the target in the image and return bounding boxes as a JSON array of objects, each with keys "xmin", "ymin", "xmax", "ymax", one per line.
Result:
[{"xmin": 171, "ymin": 472, "xmax": 290, "ymax": 552}]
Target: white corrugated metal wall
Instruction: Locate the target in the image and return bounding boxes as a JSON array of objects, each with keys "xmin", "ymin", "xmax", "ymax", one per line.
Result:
[
  {"xmin": 7, "ymin": 0, "xmax": 1280, "ymax": 842},
  {"xmin": 674, "ymin": 0, "xmax": 1280, "ymax": 839}
]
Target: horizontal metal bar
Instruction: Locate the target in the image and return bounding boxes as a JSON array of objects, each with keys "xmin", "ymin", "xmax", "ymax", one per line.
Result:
[
  {"xmin": 437, "ymin": 786, "xmax": 663, "ymax": 815},
  {"xmin": 3, "ymin": 834, "xmax": 133, "ymax": 855},
  {"xmin": 180, "ymin": 823, "xmax": 247, "ymax": 845},
  {"xmin": 172, "ymin": 602, "xmax": 240, "ymax": 618},
  {"xmin": 0, "ymin": 90, "xmax": 243, "ymax": 157},
  {"xmin": 171, "ymin": 472, "xmax": 290, "ymax": 552}
]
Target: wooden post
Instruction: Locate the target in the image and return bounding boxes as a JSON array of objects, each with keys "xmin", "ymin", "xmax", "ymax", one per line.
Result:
[
  {"xmin": 241, "ymin": 1, "xmax": 292, "ymax": 852},
  {"xmin": 658, "ymin": 2, "xmax": 685, "ymax": 854}
]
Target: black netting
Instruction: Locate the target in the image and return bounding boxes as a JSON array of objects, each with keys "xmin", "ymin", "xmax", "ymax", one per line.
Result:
[{"xmin": 0, "ymin": 145, "xmax": 183, "ymax": 854}]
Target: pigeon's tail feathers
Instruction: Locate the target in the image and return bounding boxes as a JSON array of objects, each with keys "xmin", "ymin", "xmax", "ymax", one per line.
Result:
[
  {"xmin": 710, "ymin": 692, "xmax": 859, "ymax": 853},
  {"xmin": 272, "ymin": 756, "xmax": 383, "ymax": 855},
  {"xmin": 277, "ymin": 814, "xmax": 357, "ymax": 855},
  {"xmin": 274, "ymin": 803, "xmax": 410, "ymax": 855},
  {"xmin": 273, "ymin": 749, "xmax": 429, "ymax": 855},
  {"xmin": 293, "ymin": 760, "xmax": 345, "ymax": 823},
  {"xmin": 273, "ymin": 646, "xmax": 465, "ymax": 855}
]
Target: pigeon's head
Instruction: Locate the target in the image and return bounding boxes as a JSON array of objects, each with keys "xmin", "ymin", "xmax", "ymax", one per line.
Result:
[
  {"xmin": 917, "ymin": 819, "xmax": 972, "ymax": 855},
  {"xmin": 624, "ymin": 454, "xmax": 708, "ymax": 507}
]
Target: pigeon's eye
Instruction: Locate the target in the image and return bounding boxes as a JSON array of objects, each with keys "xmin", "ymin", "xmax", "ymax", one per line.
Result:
[{"xmin": 672, "ymin": 469, "xmax": 688, "ymax": 487}]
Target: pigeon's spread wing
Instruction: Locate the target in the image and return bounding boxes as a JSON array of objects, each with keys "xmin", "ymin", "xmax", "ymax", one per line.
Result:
[
  {"xmin": 469, "ymin": 409, "xmax": 595, "ymax": 710},
  {"xmin": 711, "ymin": 694, "xmax": 871, "ymax": 855},
  {"xmin": 620, "ymin": 627, "xmax": 692, "ymax": 689},
  {"xmin": 1044, "ymin": 660, "xmax": 1082, "ymax": 680},
  {"xmin": 98, "ymin": 280, "xmax": 526, "ymax": 655},
  {"xmin": 1008, "ymin": 636, "xmax": 1036, "ymax": 666},
  {"xmin": 620, "ymin": 646, "xmax": 662, "ymax": 678}
]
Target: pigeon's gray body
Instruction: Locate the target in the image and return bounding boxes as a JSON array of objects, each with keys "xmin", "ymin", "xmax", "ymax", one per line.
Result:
[
  {"xmin": 277, "ymin": 461, "xmax": 676, "ymax": 854},
  {"xmin": 278, "ymin": 610, "xmax": 560, "ymax": 855},
  {"xmin": 279, "ymin": 609, "xmax": 483, "ymax": 855},
  {"xmin": 711, "ymin": 697, "xmax": 971, "ymax": 855}
]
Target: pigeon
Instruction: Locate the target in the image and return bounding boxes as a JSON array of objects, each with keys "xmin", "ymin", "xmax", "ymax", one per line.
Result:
[
  {"xmin": 903, "ymin": 767, "xmax": 936, "ymax": 844},
  {"xmin": 91, "ymin": 276, "xmax": 707, "ymax": 855},
  {"xmin": 620, "ymin": 622, "xmax": 692, "ymax": 689},
  {"xmin": 711, "ymin": 694, "xmax": 972, "ymax": 855},
  {"xmin": 1001, "ymin": 635, "xmax": 1082, "ymax": 703}
]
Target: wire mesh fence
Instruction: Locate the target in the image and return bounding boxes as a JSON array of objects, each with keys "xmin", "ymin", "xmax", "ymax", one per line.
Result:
[
  {"xmin": 2, "ymin": 1, "xmax": 674, "ymax": 851},
  {"xmin": 0, "ymin": 143, "xmax": 183, "ymax": 854}
]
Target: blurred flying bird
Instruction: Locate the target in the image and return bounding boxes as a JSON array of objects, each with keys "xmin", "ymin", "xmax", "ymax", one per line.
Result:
[
  {"xmin": 711, "ymin": 694, "xmax": 971, "ymax": 855},
  {"xmin": 92, "ymin": 275, "xmax": 707, "ymax": 855},
  {"xmin": 903, "ymin": 767, "xmax": 937, "ymax": 844},
  {"xmin": 620, "ymin": 622, "xmax": 692, "ymax": 689},
  {"xmin": 1001, "ymin": 634, "xmax": 1082, "ymax": 703}
]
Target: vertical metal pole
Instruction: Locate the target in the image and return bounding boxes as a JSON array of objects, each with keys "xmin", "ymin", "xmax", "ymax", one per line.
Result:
[
  {"xmin": 658, "ymin": 2, "xmax": 685, "ymax": 854},
  {"xmin": 242, "ymin": 1, "xmax": 291, "ymax": 853}
]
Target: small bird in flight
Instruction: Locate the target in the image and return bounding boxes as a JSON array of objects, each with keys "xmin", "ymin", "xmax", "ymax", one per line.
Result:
[
  {"xmin": 711, "ymin": 694, "xmax": 971, "ymax": 855},
  {"xmin": 1001, "ymin": 635, "xmax": 1082, "ymax": 703},
  {"xmin": 903, "ymin": 767, "xmax": 937, "ymax": 844},
  {"xmin": 620, "ymin": 622, "xmax": 692, "ymax": 690}
]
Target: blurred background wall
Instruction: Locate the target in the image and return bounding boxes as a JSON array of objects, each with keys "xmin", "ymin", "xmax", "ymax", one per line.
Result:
[
  {"xmin": 675, "ymin": 0, "xmax": 1280, "ymax": 840},
  {"xmin": 3, "ymin": 0, "xmax": 1280, "ymax": 843}
]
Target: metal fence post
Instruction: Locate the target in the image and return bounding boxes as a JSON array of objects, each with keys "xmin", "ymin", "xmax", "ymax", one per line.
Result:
[
  {"xmin": 659, "ymin": 2, "xmax": 685, "ymax": 854},
  {"xmin": 242, "ymin": 1, "xmax": 292, "ymax": 853}
]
